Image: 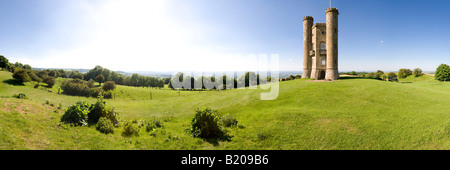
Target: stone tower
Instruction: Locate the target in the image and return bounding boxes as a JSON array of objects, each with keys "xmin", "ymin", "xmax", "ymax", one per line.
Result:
[
  {"xmin": 302, "ymin": 8, "xmax": 339, "ymax": 80},
  {"xmin": 302, "ymin": 16, "xmax": 314, "ymax": 79}
]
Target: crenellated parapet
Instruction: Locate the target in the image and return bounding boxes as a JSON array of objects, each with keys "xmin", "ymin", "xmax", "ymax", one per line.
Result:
[
  {"xmin": 326, "ymin": 8, "xmax": 339, "ymax": 14},
  {"xmin": 303, "ymin": 16, "xmax": 314, "ymax": 21}
]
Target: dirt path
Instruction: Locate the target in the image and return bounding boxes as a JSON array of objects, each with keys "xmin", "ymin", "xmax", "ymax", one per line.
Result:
[{"xmin": 423, "ymin": 73, "xmax": 435, "ymax": 77}]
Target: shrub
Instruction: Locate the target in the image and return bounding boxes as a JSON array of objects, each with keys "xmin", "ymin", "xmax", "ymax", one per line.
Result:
[
  {"xmin": 12, "ymin": 68, "xmax": 31, "ymax": 84},
  {"xmin": 221, "ymin": 114, "xmax": 238, "ymax": 127},
  {"xmin": 145, "ymin": 118, "xmax": 164, "ymax": 132},
  {"xmin": 60, "ymin": 79, "xmax": 91, "ymax": 97},
  {"xmin": 60, "ymin": 101, "xmax": 91, "ymax": 126},
  {"xmin": 12, "ymin": 93, "xmax": 27, "ymax": 99},
  {"xmin": 43, "ymin": 76, "xmax": 56, "ymax": 88},
  {"xmin": 186, "ymin": 107, "xmax": 225, "ymax": 138},
  {"xmin": 413, "ymin": 68, "xmax": 423, "ymax": 77},
  {"xmin": 87, "ymin": 79, "xmax": 95, "ymax": 88},
  {"xmin": 122, "ymin": 121, "xmax": 140, "ymax": 137},
  {"xmin": 60, "ymin": 79, "xmax": 108, "ymax": 98},
  {"xmin": 88, "ymin": 96, "xmax": 120, "ymax": 126},
  {"xmin": 0, "ymin": 55, "xmax": 9, "ymax": 70},
  {"xmin": 29, "ymin": 71, "xmax": 42, "ymax": 83},
  {"xmin": 95, "ymin": 75, "xmax": 105, "ymax": 85},
  {"xmin": 375, "ymin": 70, "xmax": 384, "ymax": 79},
  {"xmin": 103, "ymin": 90, "xmax": 113, "ymax": 99},
  {"xmin": 435, "ymin": 64, "xmax": 450, "ymax": 82},
  {"xmin": 385, "ymin": 72, "xmax": 397, "ymax": 81},
  {"xmin": 398, "ymin": 68, "xmax": 412, "ymax": 79},
  {"xmin": 89, "ymin": 88, "xmax": 102, "ymax": 98},
  {"xmin": 96, "ymin": 117, "xmax": 114, "ymax": 134},
  {"xmin": 102, "ymin": 81, "xmax": 116, "ymax": 91}
]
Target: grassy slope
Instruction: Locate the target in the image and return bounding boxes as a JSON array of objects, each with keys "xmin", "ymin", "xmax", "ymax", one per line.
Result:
[{"xmin": 0, "ymin": 70, "xmax": 449, "ymax": 150}]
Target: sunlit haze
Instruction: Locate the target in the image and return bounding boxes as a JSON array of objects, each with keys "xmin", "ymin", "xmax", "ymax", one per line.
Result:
[{"xmin": 1, "ymin": 0, "xmax": 450, "ymax": 72}]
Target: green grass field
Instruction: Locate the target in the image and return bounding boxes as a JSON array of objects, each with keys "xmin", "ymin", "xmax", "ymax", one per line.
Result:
[{"xmin": 0, "ymin": 70, "xmax": 449, "ymax": 150}]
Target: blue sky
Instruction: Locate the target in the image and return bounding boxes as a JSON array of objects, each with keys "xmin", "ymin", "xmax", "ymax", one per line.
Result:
[{"xmin": 0, "ymin": 0, "xmax": 449, "ymax": 72}]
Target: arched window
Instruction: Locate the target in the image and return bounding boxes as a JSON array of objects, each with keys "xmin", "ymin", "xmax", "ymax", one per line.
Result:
[
  {"xmin": 321, "ymin": 58, "xmax": 326, "ymax": 65},
  {"xmin": 320, "ymin": 42, "xmax": 326, "ymax": 50}
]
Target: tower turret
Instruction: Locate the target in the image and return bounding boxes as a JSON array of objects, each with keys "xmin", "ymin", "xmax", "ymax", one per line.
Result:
[
  {"xmin": 325, "ymin": 8, "xmax": 339, "ymax": 80},
  {"xmin": 302, "ymin": 16, "xmax": 314, "ymax": 79}
]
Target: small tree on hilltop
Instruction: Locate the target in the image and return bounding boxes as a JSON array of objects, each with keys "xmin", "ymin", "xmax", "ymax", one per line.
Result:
[
  {"xmin": 413, "ymin": 68, "xmax": 423, "ymax": 77},
  {"xmin": 435, "ymin": 64, "xmax": 450, "ymax": 82},
  {"xmin": 95, "ymin": 75, "xmax": 105, "ymax": 86}
]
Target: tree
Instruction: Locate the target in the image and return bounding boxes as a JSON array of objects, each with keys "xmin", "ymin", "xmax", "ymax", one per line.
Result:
[
  {"xmin": 95, "ymin": 75, "xmax": 105, "ymax": 86},
  {"xmin": 43, "ymin": 76, "xmax": 56, "ymax": 88},
  {"xmin": 435, "ymin": 64, "xmax": 450, "ymax": 82},
  {"xmin": 22, "ymin": 64, "xmax": 32, "ymax": 70},
  {"xmin": 102, "ymin": 81, "xmax": 116, "ymax": 91},
  {"xmin": 289, "ymin": 75, "xmax": 295, "ymax": 80},
  {"xmin": 350, "ymin": 71, "xmax": 357, "ymax": 75},
  {"xmin": 12, "ymin": 68, "xmax": 31, "ymax": 84},
  {"xmin": 85, "ymin": 65, "xmax": 111, "ymax": 82},
  {"xmin": 398, "ymin": 68, "xmax": 412, "ymax": 79},
  {"xmin": 48, "ymin": 70, "xmax": 59, "ymax": 77},
  {"xmin": 167, "ymin": 79, "xmax": 174, "ymax": 89},
  {"xmin": 413, "ymin": 68, "xmax": 423, "ymax": 77},
  {"xmin": 375, "ymin": 70, "xmax": 384, "ymax": 79},
  {"xmin": 28, "ymin": 71, "xmax": 42, "ymax": 83},
  {"xmin": 0, "ymin": 55, "xmax": 9, "ymax": 70}
]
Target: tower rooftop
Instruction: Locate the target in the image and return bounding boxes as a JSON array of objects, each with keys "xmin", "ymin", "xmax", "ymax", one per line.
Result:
[
  {"xmin": 303, "ymin": 16, "xmax": 313, "ymax": 21},
  {"xmin": 326, "ymin": 7, "xmax": 339, "ymax": 14}
]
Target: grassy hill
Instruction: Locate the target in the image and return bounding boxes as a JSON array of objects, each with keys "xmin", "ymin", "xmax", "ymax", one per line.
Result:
[{"xmin": 0, "ymin": 70, "xmax": 449, "ymax": 150}]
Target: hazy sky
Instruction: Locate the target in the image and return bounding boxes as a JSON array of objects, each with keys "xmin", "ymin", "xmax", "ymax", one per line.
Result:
[{"xmin": 0, "ymin": 0, "xmax": 449, "ymax": 72}]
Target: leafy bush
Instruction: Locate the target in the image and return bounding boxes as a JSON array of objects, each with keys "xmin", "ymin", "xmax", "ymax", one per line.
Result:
[
  {"xmin": 43, "ymin": 76, "xmax": 56, "ymax": 88},
  {"xmin": 103, "ymin": 90, "xmax": 113, "ymax": 99},
  {"xmin": 122, "ymin": 121, "xmax": 140, "ymax": 137},
  {"xmin": 60, "ymin": 97, "xmax": 120, "ymax": 128},
  {"xmin": 60, "ymin": 79, "xmax": 91, "ymax": 97},
  {"xmin": 29, "ymin": 71, "xmax": 42, "ymax": 83},
  {"xmin": 95, "ymin": 75, "xmax": 105, "ymax": 85},
  {"xmin": 0, "ymin": 55, "xmax": 9, "ymax": 70},
  {"xmin": 88, "ymin": 96, "xmax": 120, "ymax": 126},
  {"xmin": 60, "ymin": 79, "xmax": 109, "ymax": 98},
  {"xmin": 385, "ymin": 72, "xmax": 398, "ymax": 82},
  {"xmin": 60, "ymin": 101, "xmax": 91, "ymax": 126},
  {"xmin": 186, "ymin": 107, "xmax": 225, "ymax": 138},
  {"xmin": 435, "ymin": 64, "xmax": 450, "ymax": 82},
  {"xmin": 102, "ymin": 81, "xmax": 116, "ymax": 91},
  {"xmin": 413, "ymin": 68, "xmax": 423, "ymax": 77},
  {"xmin": 398, "ymin": 68, "xmax": 412, "ymax": 79},
  {"xmin": 96, "ymin": 117, "xmax": 114, "ymax": 134},
  {"xmin": 221, "ymin": 114, "xmax": 238, "ymax": 127},
  {"xmin": 145, "ymin": 118, "xmax": 164, "ymax": 132},
  {"xmin": 89, "ymin": 88, "xmax": 102, "ymax": 98},
  {"xmin": 12, "ymin": 93, "xmax": 27, "ymax": 99},
  {"xmin": 12, "ymin": 68, "xmax": 31, "ymax": 84}
]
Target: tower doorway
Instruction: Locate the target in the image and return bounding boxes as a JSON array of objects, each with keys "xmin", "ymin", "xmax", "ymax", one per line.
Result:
[{"xmin": 319, "ymin": 70, "xmax": 326, "ymax": 80}]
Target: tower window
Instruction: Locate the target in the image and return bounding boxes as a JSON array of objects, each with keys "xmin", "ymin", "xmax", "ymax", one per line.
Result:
[
  {"xmin": 321, "ymin": 58, "xmax": 326, "ymax": 65},
  {"xmin": 322, "ymin": 31, "xmax": 325, "ymax": 35},
  {"xmin": 320, "ymin": 42, "xmax": 326, "ymax": 50}
]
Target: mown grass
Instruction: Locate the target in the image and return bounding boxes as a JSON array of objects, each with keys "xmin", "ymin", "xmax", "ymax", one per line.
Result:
[{"xmin": 0, "ymin": 70, "xmax": 449, "ymax": 150}]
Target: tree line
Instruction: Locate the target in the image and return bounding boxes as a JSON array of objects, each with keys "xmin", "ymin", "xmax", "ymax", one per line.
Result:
[{"xmin": 167, "ymin": 72, "xmax": 273, "ymax": 90}]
